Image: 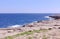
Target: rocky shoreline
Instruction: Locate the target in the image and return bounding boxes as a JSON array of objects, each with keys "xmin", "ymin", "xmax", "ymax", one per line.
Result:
[{"xmin": 0, "ymin": 19, "xmax": 60, "ymax": 39}]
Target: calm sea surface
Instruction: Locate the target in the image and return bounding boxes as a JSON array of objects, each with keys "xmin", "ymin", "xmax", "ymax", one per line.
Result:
[{"xmin": 0, "ymin": 13, "xmax": 54, "ymax": 28}]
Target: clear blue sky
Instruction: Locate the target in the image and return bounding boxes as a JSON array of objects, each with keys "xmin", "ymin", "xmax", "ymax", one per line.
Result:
[{"xmin": 0, "ymin": 0, "xmax": 60, "ymax": 13}]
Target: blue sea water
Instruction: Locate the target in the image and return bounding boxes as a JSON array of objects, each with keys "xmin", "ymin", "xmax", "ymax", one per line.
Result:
[{"xmin": 0, "ymin": 13, "xmax": 54, "ymax": 28}]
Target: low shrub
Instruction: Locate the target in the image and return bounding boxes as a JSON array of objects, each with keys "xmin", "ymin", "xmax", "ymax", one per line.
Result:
[
  {"xmin": 48, "ymin": 28, "xmax": 52, "ymax": 30},
  {"xmin": 58, "ymin": 27, "xmax": 60, "ymax": 29},
  {"xmin": 28, "ymin": 37, "xmax": 32, "ymax": 39},
  {"xmin": 5, "ymin": 36, "xmax": 13, "ymax": 39}
]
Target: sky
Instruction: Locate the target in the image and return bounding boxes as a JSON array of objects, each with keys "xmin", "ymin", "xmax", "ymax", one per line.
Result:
[{"xmin": 0, "ymin": 0, "xmax": 60, "ymax": 13}]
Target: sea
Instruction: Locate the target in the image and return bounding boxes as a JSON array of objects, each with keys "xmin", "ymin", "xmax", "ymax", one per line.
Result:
[{"xmin": 0, "ymin": 13, "xmax": 55, "ymax": 28}]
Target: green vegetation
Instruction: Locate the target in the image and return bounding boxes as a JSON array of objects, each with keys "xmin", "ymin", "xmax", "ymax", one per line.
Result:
[
  {"xmin": 40, "ymin": 29, "xmax": 48, "ymax": 32},
  {"xmin": 33, "ymin": 30, "xmax": 40, "ymax": 33},
  {"xmin": 3, "ymin": 29, "xmax": 48, "ymax": 39},
  {"xmin": 20, "ymin": 31, "xmax": 33, "ymax": 35},
  {"xmin": 42, "ymin": 35, "xmax": 47, "ymax": 39},
  {"xmin": 14, "ymin": 29, "xmax": 48, "ymax": 38},
  {"xmin": 13, "ymin": 30, "xmax": 34, "ymax": 38},
  {"xmin": 5, "ymin": 36, "xmax": 13, "ymax": 39},
  {"xmin": 28, "ymin": 37, "xmax": 32, "ymax": 39},
  {"xmin": 13, "ymin": 30, "xmax": 41, "ymax": 38}
]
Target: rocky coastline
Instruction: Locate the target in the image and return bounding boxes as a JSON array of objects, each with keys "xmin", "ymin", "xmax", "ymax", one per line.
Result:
[{"xmin": 0, "ymin": 16, "xmax": 60, "ymax": 39}]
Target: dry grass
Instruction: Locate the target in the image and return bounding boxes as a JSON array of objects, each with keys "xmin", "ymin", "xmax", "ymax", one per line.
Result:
[{"xmin": 2, "ymin": 29, "xmax": 48, "ymax": 39}]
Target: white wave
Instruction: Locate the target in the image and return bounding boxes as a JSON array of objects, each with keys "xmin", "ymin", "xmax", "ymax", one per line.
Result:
[
  {"xmin": 8, "ymin": 25, "xmax": 22, "ymax": 28},
  {"xmin": 44, "ymin": 16, "xmax": 54, "ymax": 20},
  {"xmin": 44, "ymin": 16, "xmax": 50, "ymax": 18}
]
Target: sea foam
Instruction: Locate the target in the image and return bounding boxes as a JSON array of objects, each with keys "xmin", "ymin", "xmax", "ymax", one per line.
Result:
[{"xmin": 7, "ymin": 25, "xmax": 22, "ymax": 28}]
